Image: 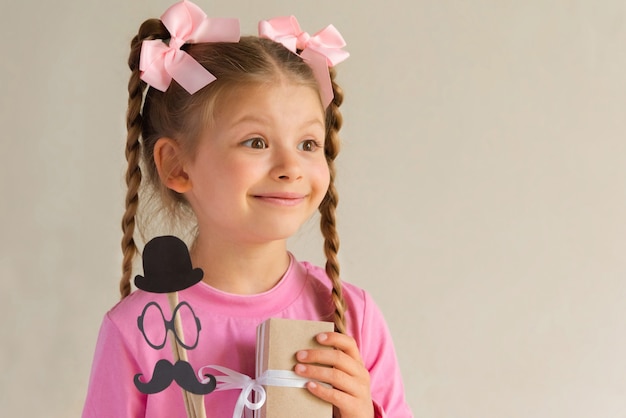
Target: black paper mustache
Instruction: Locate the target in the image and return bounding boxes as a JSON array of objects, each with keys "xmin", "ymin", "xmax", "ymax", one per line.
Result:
[{"xmin": 134, "ymin": 359, "xmax": 217, "ymax": 395}]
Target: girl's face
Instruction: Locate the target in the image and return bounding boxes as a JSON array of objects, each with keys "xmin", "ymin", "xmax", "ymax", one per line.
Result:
[{"xmin": 183, "ymin": 81, "xmax": 329, "ymax": 246}]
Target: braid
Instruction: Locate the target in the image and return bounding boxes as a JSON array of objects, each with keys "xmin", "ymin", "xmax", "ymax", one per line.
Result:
[
  {"xmin": 120, "ymin": 19, "xmax": 169, "ymax": 298},
  {"xmin": 321, "ymin": 68, "xmax": 347, "ymax": 333}
]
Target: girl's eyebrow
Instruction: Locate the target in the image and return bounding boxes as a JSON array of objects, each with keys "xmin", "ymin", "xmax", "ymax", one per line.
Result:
[
  {"xmin": 231, "ymin": 114, "xmax": 325, "ymax": 129},
  {"xmin": 302, "ymin": 118, "xmax": 325, "ymax": 128},
  {"xmin": 230, "ymin": 114, "xmax": 268, "ymax": 125}
]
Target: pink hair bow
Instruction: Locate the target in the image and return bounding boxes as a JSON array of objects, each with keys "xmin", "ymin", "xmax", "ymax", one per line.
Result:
[
  {"xmin": 140, "ymin": 0, "xmax": 240, "ymax": 94},
  {"xmin": 258, "ymin": 16, "xmax": 349, "ymax": 107}
]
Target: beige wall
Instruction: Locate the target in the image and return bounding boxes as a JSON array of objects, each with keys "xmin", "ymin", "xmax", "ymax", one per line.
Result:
[{"xmin": 2, "ymin": 0, "xmax": 625, "ymax": 416}]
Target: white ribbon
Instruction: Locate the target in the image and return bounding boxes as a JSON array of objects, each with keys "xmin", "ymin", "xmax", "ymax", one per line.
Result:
[{"xmin": 198, "ymin": 365, "xmax": 314, "ymax": 418}]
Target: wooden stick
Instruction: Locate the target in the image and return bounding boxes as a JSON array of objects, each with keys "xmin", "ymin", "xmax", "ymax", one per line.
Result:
[{"xmin": 167, "ymin": 292, "xmax": 207, "ymax": 418}]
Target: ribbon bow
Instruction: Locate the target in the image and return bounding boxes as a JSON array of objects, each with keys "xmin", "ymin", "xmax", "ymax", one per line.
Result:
[
  {"xmin": 258, "ymin": 16, "xmax": 349, "ymax": 107},
  {"xmin": 198, "ymin": 365, "xmax": 316, "ymax": 418},
  {"xmin": 140, "ymin": 0, "xmax": 240, "ymax": 94}
]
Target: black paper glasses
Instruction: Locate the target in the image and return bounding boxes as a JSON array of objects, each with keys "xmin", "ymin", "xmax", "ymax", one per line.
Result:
[{"xmin": 137, "ymin": 301, "xmax": 201, "ymax": 350}]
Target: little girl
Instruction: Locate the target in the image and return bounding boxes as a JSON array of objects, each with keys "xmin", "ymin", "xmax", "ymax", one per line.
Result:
[{"xmin": 82, "ymin": 1, "xmax": 412, "ymax": 417}]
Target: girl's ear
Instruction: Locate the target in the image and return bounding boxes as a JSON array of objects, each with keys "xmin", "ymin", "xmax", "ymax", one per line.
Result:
[{"xmin": 153, "ymin": 138, "xmax": 192, "ymax": 193}]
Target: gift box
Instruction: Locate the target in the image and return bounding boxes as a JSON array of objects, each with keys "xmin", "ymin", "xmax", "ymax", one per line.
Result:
[{"xmin": 255, "ymin": 318, "xmax": 334, "ymax": 418}]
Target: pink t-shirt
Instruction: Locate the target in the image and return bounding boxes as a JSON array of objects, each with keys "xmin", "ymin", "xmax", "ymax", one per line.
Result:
[{"xmin": 82, "ymin": 255, "xmax": 412, "ymax": 417}]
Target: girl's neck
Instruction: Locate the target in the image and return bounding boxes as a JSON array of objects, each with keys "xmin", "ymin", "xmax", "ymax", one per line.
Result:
[{"xmin": 190, "ymin": 235, "xmax": 291, "ymax": 295}]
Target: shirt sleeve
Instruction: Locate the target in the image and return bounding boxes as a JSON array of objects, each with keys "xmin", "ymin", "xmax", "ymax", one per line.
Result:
[
  {"xmin": 373, "ymin": 399, "xmax": 386, "ymax": 418},
  {"xmin": 82, "ymin": 313, "xmax": 147, "ymax": 418},
  {"xmin": 358, "ymin": 290, "xmax": 414, "ymax": 418}
]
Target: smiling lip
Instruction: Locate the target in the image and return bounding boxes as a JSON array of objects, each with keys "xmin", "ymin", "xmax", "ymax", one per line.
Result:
[{"xmin": 252, "ymin": 192, "xmax": 307, "ymax": 206}]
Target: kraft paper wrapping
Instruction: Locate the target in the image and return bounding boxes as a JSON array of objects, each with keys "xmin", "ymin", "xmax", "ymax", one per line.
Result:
[{"xmin": 255, "ymin": 318, "xmax": 334, "ymax": 418}]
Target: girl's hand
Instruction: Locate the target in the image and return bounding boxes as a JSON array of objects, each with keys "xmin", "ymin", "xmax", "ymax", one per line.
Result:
[{"xmin": 295, "ymin": 332, "xmax": 374, "ymax": 418}]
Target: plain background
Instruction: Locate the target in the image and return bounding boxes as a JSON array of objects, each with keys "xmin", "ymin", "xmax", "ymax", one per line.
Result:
[{"xmin": 1, "ymin": 0, "xmax": 625, "ymax": 416}]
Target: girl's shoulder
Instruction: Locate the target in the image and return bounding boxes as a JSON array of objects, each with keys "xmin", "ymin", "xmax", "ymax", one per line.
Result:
[
  {"xmin": 105, "ymin": 289, "xmax": 170, "ymax": 325},
  {"xmin": 298, "ymin": 259, "xmax": 381, "ymax": 321},
  {"xmin": 299, "ymin": 259, "xmax": 368, "ymax": 294}
]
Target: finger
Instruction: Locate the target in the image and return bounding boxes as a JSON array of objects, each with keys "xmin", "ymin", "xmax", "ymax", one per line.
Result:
[
  {"xmin": 295, "ymin": 362, "xmax": 356, "ymax": 394},
  {"xmin": 304, "ymin": 380, "xmax": 375, "ymax": 418},
  {"xmin": 315, "ymin": 332, "xmax": 362, "ymax": 361},
  {"xmin": 295, "ymin": 350, "xmax": 371, "ymax": 397},
  {"xmin": 304, "ymin": 380, "xmax": 354, "ymax": 412},
  {"xmin": 296, "ymin": 347, "xmax": 362, "ymax": 377}
]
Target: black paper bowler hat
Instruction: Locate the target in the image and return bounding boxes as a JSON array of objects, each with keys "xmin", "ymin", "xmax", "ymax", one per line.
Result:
[{"xmin": 135, "ymin": 235, "xmax": 204, "ymax": 293}]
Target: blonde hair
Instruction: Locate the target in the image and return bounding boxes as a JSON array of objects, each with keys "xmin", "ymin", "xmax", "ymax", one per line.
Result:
[{"xmin": 121, "ymin": 19, "xmax": 347, "ymax": 333}]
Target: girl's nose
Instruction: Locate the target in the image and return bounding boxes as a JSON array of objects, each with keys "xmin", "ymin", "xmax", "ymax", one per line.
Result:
[{"xmin": 270, "ymin": 147, "xmax": 303, "ymax": 182}]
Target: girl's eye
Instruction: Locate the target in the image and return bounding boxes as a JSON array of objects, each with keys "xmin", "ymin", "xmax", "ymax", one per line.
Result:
[
  {"xmin": 298, "ymin": 139, "xmax": 321, "ymax": 152},
  {"xmin": 242, "ymin": 138, "xmax": 267, "ymax": 149}
]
